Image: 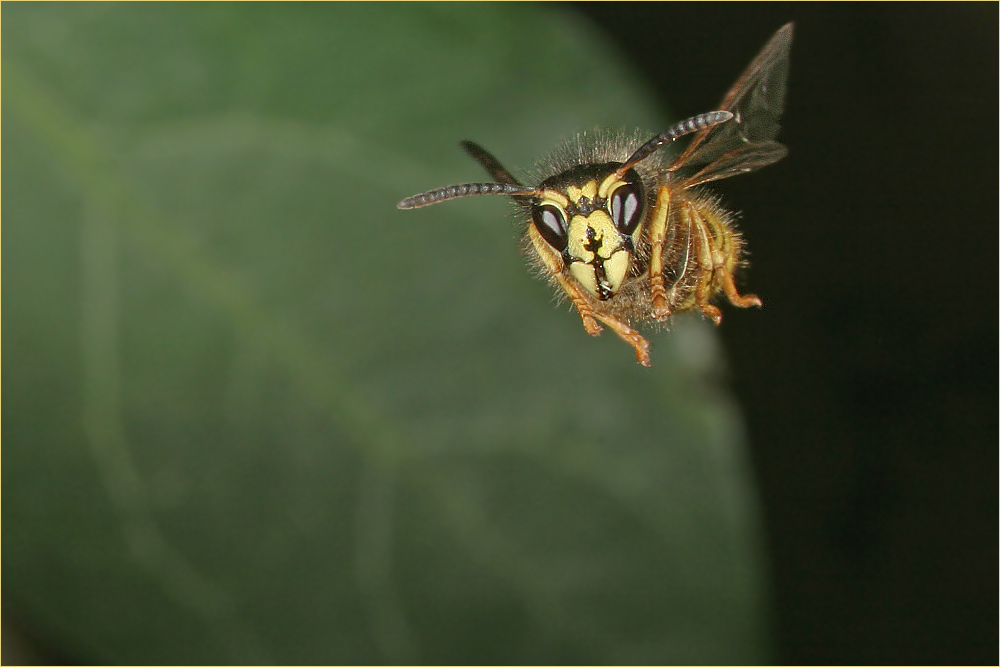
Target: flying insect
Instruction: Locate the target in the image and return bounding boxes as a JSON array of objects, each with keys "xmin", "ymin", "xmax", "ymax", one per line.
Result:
[{"xmin": 399, "ymin": 24, "xmax": 793, "ymax": 367}]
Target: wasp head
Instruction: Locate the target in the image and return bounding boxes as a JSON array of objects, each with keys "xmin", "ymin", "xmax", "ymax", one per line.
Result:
[{"xmin": 530, "ymin": 164, "xmax": 645, "ymax": 300}]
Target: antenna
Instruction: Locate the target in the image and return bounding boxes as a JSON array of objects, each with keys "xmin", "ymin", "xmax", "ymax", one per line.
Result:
[
  {"xmin": 615, "ymin": 111, "xmax": 733, "ymax": 176},
  {"xmin": 398, "ymin": 182, "xmax": 541, "ymax": 210}
]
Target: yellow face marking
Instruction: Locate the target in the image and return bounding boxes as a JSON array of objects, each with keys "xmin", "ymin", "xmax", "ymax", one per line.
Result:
[
  {"xmin": 564, "ymin": 180, "xmax": 598, "ymax": 204},
  {"xmin": 598, "ymin": 173, "xmax": 626, "ymax": 199},
  {"xmin": 568, "ymin": 212, "xmax": 616, "ymax": 262},
  {"xmin": 602, "ymin": 249, "xmax": 630, "ymax": 293},
  {"xmin": 539, "ymin": 189, "xmax": 570, "ymax": 208},
  {"xmin": 569, "ymin": 262, "xmax": 599, "ymax": 296},
  {"xmin": 566, "ymin": 211, "xmax": 632, "ymax": 299}
]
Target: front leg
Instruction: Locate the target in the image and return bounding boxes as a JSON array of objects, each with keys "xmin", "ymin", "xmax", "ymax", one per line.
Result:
[
  {"xmin": 592, "ymin": 312, "xmax": 652, "ymax": 367},
  {"xmin": 529, "ymin": 225, "xmax": 651, "ymax": 366},
  {"xmin": 553, "ymin": 271, "xmax": 651, "ymax": 366},
  {"xmin": 554, "ymin": 273, "xmax": 603, "ymax": 335},
  {"xmin": 528, "ymin": 225, "xmax": 602, "ymax": 335}
]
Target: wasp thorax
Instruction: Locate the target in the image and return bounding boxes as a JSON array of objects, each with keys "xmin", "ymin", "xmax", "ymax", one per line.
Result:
[{"xmin": 531, "ymin": 166, "xmax": 645, "ymax": 301}]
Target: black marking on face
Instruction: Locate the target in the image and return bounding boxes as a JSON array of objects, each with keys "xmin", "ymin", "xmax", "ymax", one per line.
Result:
[
  {"xmin": 563, "ymin": 224, "xmax": 633, "ymax": 301},
  {"xmin": 583, "ymin": 227, "xmax": 614, "ymax": 300}
]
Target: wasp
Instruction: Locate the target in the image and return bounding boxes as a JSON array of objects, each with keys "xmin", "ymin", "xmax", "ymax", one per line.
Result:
[{"xmin": 399, "ymin": 24, "xmax": 793, "ymax": 367}]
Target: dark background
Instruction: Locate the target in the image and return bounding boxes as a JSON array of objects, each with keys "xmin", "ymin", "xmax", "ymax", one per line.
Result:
[{"xmin": 576, "ymin": 2, "xmax": 997, "ymax": 664}]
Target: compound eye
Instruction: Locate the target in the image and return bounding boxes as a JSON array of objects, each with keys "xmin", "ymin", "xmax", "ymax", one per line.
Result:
[
  {"xmin": 532, "ymin": 204, "xmax": 568, "ymax": 251},
  {"xmin": 609, "ymin": 183, "xmax": 644, "ymax": 235}
]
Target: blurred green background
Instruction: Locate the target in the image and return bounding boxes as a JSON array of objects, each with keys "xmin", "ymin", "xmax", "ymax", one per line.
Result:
[{"xmin": 4, "ymin": 3, "xmax": 770, "ymax": 663}]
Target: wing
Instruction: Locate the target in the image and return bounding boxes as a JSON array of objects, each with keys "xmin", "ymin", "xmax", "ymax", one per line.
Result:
[
  {"xmin": 671, "ymin": 23, "xmax": 793, "ymax": 188},
  {"xmin": 461, "ymin": 140, "xmax": 525, "ymax": 187},
  {"xmin": 461, "ymin": 140, "xmax": 535, "ymax": 208}
]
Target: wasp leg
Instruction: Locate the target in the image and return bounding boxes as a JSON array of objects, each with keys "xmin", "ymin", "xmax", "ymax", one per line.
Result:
[
  {"xmin": 684, "ymin": 201, "xmax": 762, "ymax": 325},
  {"xmin": 554, "ymin": 269, "xmax": 651, "ymax": 366},
  {"xmin": 554, "ymin": 273, "xmax": 603, "ymax": 336},
  {"xmin": 683, "ymin": 201, "xmax": 725, "ymax": 325},
  {"xmin": 697, "ymin": 203, "xmax": 763, "ymax": 310},
  {"xmin": 528, "ymin": 225, "xmax": 602, "ymax": 335},
  {"xmin": 592, "ymin": 312, "xmax": 652, "ymax": 367},
  {"xmin": 557, "ymin": 273, "xmax": 651, "ymax": 366},
  {"xmin": 646, "ymin": 186, "xmax": 674, "ymax": 321},
  {"xmin": 720, "ymin": 270, "xmax": 763, "ymax": 308},
  {"xmin": 528, "ymin": 225, "xmax": 651, "ymax": 366}
]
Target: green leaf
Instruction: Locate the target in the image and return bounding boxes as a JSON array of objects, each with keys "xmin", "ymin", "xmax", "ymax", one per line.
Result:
[{"xmin": 4, "ymin": 3, "xmax": 770, "ymax": 663}]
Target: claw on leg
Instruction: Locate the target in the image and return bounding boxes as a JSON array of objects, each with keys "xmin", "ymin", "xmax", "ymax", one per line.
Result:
[
  {"xmin": 700, "ymin": 303, "xmax": 723, "ymax": 325},
  {"xmin": 720, "ymin": 269, "xmax": 763, "ymax": 309},
  {"xmin": 651, "ymin": 289, "xmax": 672, "ymax": 321},
  {"xmin": 581, "ymin": 313, "xmax": 603, "ymax": 336},
  {"xmin": 594, "ymin": 312, "xmax": 651, "ymax": 367}
]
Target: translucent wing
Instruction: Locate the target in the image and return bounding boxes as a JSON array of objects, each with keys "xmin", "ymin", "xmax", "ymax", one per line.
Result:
[
  {"xmin": 460, "ymin": 140, "xmax": 536, "ymax": 209},
  {"xmin": 671, "ymin": 23, "xmax": 793, "ymax": 188},
  {"xmin": 461, "ymin": 140, "xmax": 525, "ymax": 187}
]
